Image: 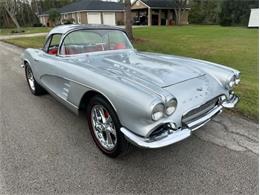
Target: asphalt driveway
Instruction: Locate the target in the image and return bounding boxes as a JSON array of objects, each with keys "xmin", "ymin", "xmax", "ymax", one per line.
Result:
[{"xmin": 0, "ymin": 41, "xmax": 258, "ymax": 194}]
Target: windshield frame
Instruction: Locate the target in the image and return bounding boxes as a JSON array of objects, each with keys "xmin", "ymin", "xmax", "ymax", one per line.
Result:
[{"xmin": 58, "ymin": 28, "xmax": 134, "ymax": 56}]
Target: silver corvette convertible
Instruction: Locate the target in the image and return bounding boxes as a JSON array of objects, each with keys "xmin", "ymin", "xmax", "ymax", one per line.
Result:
[{"xmin": 22, "ymin": 25, "xmax": 240, "ymax": 157}]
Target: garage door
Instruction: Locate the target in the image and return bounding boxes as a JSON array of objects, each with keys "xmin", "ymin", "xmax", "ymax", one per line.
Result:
[
  {"xmin": 87, "ymin": 12, "xmax": 101, "ymax": 24},
  {"xmin": 103, "ymin": 12, "xmax": 116, "ymax": 26}
]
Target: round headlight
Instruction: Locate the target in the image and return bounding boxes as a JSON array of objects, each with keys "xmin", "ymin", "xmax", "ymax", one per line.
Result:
[
  {"xmin": 151, "ymin": 103, "xmax": 164, "ymax": 121},
  {"xmin": 235, "ymin": 79, "xmax": 240, "ymax": 85},
  {"xmin": 166, "ymin": 98, "xmax": 177, "ymax": 116},
  {"xmin": 229, "ymin": 80, "xmax": 235, "ymax": 88},
  {"xmin": 235, "ymin": 73, "xmax": 240, "ymax": 85},
  {"xmin": 226, "ymin": 75, "xmax": 236, "ymax": 89}
]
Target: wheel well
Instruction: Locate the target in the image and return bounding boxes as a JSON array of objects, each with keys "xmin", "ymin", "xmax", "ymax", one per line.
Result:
[
  {"xmin": 24, "ymin": 60, "xmax": 29, "ymax": 66},
  {"xmin": 79, "ymin": 90, "xmax": 111, "ymax": 111}
]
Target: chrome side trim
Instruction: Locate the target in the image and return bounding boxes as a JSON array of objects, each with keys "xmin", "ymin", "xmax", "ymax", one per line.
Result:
[{"xmin": 41, "ymin": 84, "xmax": 79, "ymax": 115}]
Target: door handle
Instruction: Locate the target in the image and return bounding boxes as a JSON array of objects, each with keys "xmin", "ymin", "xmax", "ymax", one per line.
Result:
[{"xmin": 33, "ymin": 58, "xmax": 39, "ymax": 62}]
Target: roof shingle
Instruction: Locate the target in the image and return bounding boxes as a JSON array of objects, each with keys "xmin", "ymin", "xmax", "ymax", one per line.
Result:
[
  {"xmin": 139, "ymin": 0, "xmax": 190, "ymax": 9},
  {"xmin": 58, "ymin": 0, "xmax": 124, "ymax": 14},
  {"xmin": 142, "ymin": 0, "xmax": 176, "ymax": 8}
]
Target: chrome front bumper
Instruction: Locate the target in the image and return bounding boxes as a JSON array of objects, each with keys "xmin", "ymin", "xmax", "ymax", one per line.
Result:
[{"xmin": 120, "ymin": 95, "xmax": 239, "ymax": 149}]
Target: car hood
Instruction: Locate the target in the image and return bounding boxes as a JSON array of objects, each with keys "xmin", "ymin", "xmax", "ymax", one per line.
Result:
[{"xmin": 75, "ymin": 50, "xmax": 205, "ymax": 88}]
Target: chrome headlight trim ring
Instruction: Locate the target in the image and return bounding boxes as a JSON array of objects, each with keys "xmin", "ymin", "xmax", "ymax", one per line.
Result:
[
  {"xmin": 165, "ymin": 98, "xmax": 177, "ymax": 116},
  {"xmin": 151, "ymin": 103, "xmax": 165, "ymax": 121}
]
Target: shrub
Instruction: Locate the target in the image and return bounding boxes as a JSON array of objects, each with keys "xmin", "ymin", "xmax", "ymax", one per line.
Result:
[
  {"xmin": 33, "ymin": 23, "xmax": 43, "ymax": 27},
  {"xmin": 62, "ymin": 18, "xmax": 75, "ymax": 24},
  {"xmin": 11, "ymin": 30, "xmax": 25, "ymax": 34},
  {"xmin": 189, "ymin": 0, "xmax": 219, "ymax": 24},
  {"xmin": 48, "ymin": 8, "xmax": 61, "ymax": 25}
]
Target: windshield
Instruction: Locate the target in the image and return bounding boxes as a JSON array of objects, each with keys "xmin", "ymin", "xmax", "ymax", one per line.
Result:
[{"xmin": 60, "ymin": 29, "xmax": 133, "ymax": 55}]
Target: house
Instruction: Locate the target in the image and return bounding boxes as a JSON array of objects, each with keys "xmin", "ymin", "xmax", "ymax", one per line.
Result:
[
  {"xmin": 131, "ymin": 0, "xmax": 190, "ymax": 26},
  {"xmin": 38, "ymin": 0, "xmax": 125, "ymax": 27},
  {"xmin": 248, "ymin": 8, "xmax": 259, "ymax": 28}
]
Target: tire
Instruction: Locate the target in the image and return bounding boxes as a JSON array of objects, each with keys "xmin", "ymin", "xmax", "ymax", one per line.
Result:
[
  {"xmin": 25, "ymin": 64, "xmax": 46, "ymax": 96},
  {"xmin": 87, "ymin": 95, "xmax": 130, "ymax": 158}
]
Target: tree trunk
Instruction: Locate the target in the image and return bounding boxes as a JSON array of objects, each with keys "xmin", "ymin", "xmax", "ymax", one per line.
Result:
[
  {"xmin": 125, "ymin": 0, "xmax": 134, "ymax": 41},
  {"xmin": 178, "ymin": 8, "xmax": 182, "ymax": 24},
  {"xmin": 173, "ymin": 0, "xmax": 188, "ymax": 25},
  {"xmin": 4, "ymin": 5, "xmax": 21, "ymax": 30},
  {"xmin": 174, "ymin": 9, "xmax": 179, "ymax": 25},
  {"xmin": 174, "ymin": 8, "xmax": 185, "ymax": 25}
]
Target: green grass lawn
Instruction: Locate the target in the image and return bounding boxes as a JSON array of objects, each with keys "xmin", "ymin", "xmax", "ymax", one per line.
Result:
[
  {"xmin": 4, "ymin": 36, "xmax": 46, "ymax": 48},
  {"xmin": 3, "ymin": 25, "xmax": 259, "ymax": 120},
  {"xmin": 0, "ymin": 27, "xmax": 51, "ymax": 35}
]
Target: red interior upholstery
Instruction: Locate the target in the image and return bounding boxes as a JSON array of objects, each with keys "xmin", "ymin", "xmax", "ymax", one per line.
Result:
[
  {"xmin": 114, "ymin": 43, "xmax": 126, "ymax": 50},
  {"xmin": 48, "ymin": 48, "xmax": 58, "ymax": 55},
  {"xmin": 64, "ymin": 45, "xmax": 104, "ymax": 55},
  {"xmin": 63, "ymin": 43, "xmax": 126, "ymax": 55}
]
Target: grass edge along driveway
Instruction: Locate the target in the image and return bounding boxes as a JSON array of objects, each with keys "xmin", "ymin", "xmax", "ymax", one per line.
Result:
[
  {"xmin": 3, "ymin": 25, "xmax": 259, "ymax": 121},
  {"xmin": 0, "ymin": 27, "xmax": 51, "ymax": 35}
]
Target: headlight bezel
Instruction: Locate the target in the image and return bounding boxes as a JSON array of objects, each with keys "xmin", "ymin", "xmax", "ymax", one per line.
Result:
[
  {"xmin": 151, "ymin": 97, "xmax": 178, "ymax": 121},
  {"xmin": 226, "ymin": 75, "xmax": 236, "ymax": 89},
  {"xmin": 151, "ymin": 103, "xmax": 165, "ymax": 121},
  {"xmin": 235, "ymin": 72, "xmax": 240, "ymax": 85},
  {"xmin": 226, "ymin": 72, "xmax": 240, "ymax": 89},
  {"xmin": 165, "ymin": 98, "xmax": 177, "ymax": 116}
]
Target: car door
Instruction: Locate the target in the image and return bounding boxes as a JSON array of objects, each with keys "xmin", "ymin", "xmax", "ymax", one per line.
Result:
[{"xmin": 34, "ymin": 33, "xmax": 73, "ymax": 101}]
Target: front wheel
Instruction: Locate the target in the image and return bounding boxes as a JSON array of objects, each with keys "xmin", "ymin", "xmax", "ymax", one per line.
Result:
[
  {"xmin": 25, "ymin": 64, "xmax": 46, "ymax": 96},
  {"xmin": 87, "ymin": 95, "xmax": 130, "ymax": 157}
]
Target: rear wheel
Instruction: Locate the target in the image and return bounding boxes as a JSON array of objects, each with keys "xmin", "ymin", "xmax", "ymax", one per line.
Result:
[
  {"xmin": 25, "ymin": 64, "xmax": 46, "ymax": 96},
  {"xmin": 87, "ymin": 95, "xmax": 130, "ymax": 157}
]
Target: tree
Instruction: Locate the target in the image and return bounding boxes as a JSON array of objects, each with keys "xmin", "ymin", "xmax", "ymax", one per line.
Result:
[
  {"xmin": 36, "ymin": 0, "xmax": 79, "ymax": 14},
  {"xmin": 48, "ymin": 8, "xmax": 61, "ymax": 26},
  {"xmin": 124, "ymin": 0, "xmax": 134, "ymax": 41},
  {"xmin": 189, "ymin": 0, "xmax": 219, "ymax": 24},
  {"xmin": 174, "ymin": 0, "xmax": 189, "ymax": 25},
  {"xmin": 219, "ymin": 0, "xmax": 258, "ymax": 26},
  {"xmin": 2, "ymin": 0, "xmax": 21, "ymax": 30},
  {"xmin": 0, "ymin": 0, "xmax": 77, "ymax": 28}
]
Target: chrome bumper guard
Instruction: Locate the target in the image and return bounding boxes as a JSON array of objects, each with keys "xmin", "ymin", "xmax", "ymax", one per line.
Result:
[
  {"xmin": 222, "ymin": 93, "xmax": 239, "ymax": 108},
  {"xmin": 120, "ymin": 95, "xmax": 239, "ymax": 149}
]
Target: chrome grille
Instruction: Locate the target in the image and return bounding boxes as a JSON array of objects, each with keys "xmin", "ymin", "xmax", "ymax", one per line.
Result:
[{"xmin": 182, "ymin": 97, "xmax": 220, "ymax": 123}]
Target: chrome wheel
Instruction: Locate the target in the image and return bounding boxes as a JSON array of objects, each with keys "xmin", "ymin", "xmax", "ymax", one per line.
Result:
[
  {"xmin": 91, "ymin": 105, "xmax": 117, "ymax": 151},
  {"xmin": 26, "ymin": 66, "xmax": 35, "ymax": 91}
]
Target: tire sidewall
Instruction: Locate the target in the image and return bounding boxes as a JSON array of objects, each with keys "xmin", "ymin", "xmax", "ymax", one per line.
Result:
[
  {"xmin": 25, "ymin": 65, "xmax": 36, "ymax": 95},
  {"xmin": 87, "ymin": 96, "xmax": 127, "ymax": 157}
]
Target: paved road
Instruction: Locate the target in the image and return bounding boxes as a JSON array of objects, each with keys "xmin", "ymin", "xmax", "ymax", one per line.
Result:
[
  {"xmin": 0, "ymin": 41, "xmax": 258, "ymax": 194},
  {"xmin": 0, "ymin": 33, "xmax": 48, "ymax": 40}
]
